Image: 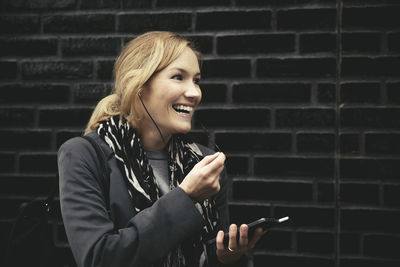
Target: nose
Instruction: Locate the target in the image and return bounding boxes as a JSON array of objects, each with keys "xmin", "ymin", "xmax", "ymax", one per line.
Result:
[{"xmin": 184, "ymin": 82, "xmax": 202, "ymax": 101}]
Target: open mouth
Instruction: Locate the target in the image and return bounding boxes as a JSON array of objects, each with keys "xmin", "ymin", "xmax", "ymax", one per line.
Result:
[{"xmin": 172, "ymin": 104, "xmax": 193, "ymax": 115}]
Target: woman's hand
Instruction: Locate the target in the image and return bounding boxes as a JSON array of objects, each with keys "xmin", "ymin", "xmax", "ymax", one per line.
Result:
[
  {"xmin": 179, "ymin": 152, "xmax": 225, "ymax": 202},
  {"xmin": 216, "ymin": 224, "xmax": 266, "ymax": 264}
]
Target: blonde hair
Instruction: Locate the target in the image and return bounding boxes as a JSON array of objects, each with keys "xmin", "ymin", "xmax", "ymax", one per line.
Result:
[{"xmin": 84, "ymin": 31, "xmax": 201, "ymax": 134}]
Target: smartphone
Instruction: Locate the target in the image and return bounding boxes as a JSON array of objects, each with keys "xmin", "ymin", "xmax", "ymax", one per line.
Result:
[{"xmin": 207, "ymin": 216, "xmax": 289, "ymax": 245}]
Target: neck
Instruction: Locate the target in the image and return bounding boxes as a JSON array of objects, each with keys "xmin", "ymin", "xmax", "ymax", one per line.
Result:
[{"xmin": 135, "ymin": 121, "xmax": 171, "ymax": 151}]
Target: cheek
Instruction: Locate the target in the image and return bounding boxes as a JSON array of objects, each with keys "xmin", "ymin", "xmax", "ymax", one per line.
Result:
[{"xmin": 198, "ymin": 89, "xmax": 202, "ymax": 103}]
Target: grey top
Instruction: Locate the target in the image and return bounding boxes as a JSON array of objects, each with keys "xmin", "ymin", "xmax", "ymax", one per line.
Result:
[{"xmin": 144, "ymin": 148, "xmax": 169, "ymax": 195}]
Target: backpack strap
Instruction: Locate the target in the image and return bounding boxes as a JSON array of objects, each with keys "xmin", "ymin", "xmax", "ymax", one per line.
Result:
[{"xmin": 81, "ymin": 135, "xmax": 111, "ymax": 209}]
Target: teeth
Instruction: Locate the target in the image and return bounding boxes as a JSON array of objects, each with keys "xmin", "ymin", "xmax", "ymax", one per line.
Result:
[{"xmin": 173, "ymin": 104, "xmax": 193, "ymax": 113}]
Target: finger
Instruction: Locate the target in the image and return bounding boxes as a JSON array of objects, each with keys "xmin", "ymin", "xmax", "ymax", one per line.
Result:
[
  {"xmin": 199, "ymin": 152, "xmax": 220, "ymax": 166},
  {"xmin": 238, "ymin": 224, "xmax": 249, "ymax": 248},
  {"xmin": 247, "ymin": 227, "xmax": 264, "ymax": 249},
  {"xmin": 228, "ymin": 224, "xmax": 238, "ymax": 250},
  {"xmin": 216, "ymin": 230, "xmax": 225, "ymax": 251},
  {"xmin": 202, "ymin": 152, "xmax": 226, "ymax": 174}
]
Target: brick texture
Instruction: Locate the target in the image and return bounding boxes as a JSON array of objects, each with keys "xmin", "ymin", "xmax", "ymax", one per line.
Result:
[{"xmin": 1, "ymin": 1, "xmax": 399, "ymax": 266}]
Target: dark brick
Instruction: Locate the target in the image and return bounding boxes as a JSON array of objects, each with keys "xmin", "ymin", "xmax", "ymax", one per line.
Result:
[
  {"xmin": 62, "ymin": 37, "xmax": 120, "ymax": 57},
  {"xmin": 341, "ymin": 209, "xmax": 400, "ymax": 233},
  {"xmin": 343, "ymin": 0, "xmax": 400, "ymax": 4},
  {"xmin": 118, "ymin": 13, "xmax": 192, "ymax": 33},
  {"xmin": 236, "ymin": 0, "xmax": 336, "ymax": 6},
  {"xmin": 277, "ymin": 9, "xmax": 336, "ymax": 30},
  {"xmin": 388, "ymin": 32, "xmax": 400, "ymax": 52},
  {"xmin": 274, "ymin": 206, "xmax": 335, "ymax": 228},
  {"xmin": 254, "ymin": 157, "xmax": 334, "ymax": 178},
  {"xmin": 217, "ymin": 34, "xmax": 294, "ymax": 54},
  {"xmin": 215, "ymin": 132, "xmax": 291, "ymax": 153},
  {"xmin": 384, "ymin": 185, "xmax": 400, "ymax": 207},
  {"xmin": 233, "ymin": 83, "xmax": 311, "ymax": 103},
  {"xmin": 74, "ymin": 83, "xmax": 111, "ymax": 104},
  {"xmin": 0, "ymin": 175, "xmax": 53, "ymax": 197},
  {"xmin": 39, "ymin": 108, "xmax": 92, "ymax": 127},
  {"xmin": 194, "ymin": 108, "xmax": 270, "ymax": 128},
  {"xmin": 343, "ymin": 32, "xmax": 381, "ymax": 53},
  {"xmin": 56, "ymin": 130, "xmax": 83, "ymax": 149},
  {"xmin": 97, "ymin": 60, "xmax": 115, "ymax": 80},
  {"xmin": 387, "ymin": 83, "xmax": 400, "ymax": 104},
  {"xmin": 341, "ymin": 108, "xmax": 400, "ymax": 129},
  {"xmin": 19, "ymin": 154, "xmax": 57, "ymax": 173},
  {"xmin": 202, "ymin": 59, "xmax": 251, "ymax": 78},
  {"xmin": 317, "ymin": 182, "xmax": 334, "ymax": 202},
  {"xmin": 157, "ymin": 0, "xmax": 230, "ymax": 7},
  {"xmin": 0, "ymin": 199, "xmax": 28, "ymax": 219},
  {"xmin": 0, "ymin": 61, "xmax": 17, "ymax": 79},
  {"xmin": 0, "ymin": 108, "xmax": 35, "ymax": 127},
  {"xmin": 0, "ymin": 15, "xmax": 40, "ymax": 34},
  {"xmin": 256, "ymin": 230, "xmax": 292, "ymax": 250},
  {"xmin": 276, "ymin": 108, "xmax": 335, "ymax": 128},
  {"xmin": 81, "ymin": 0, "xmax": 120, "ymax": 9},
  {"xmin": 318, "ymin": 83, "xmax": 335, "ymax": 103},
  {"xmin": 297, "ymin": 133, "xmax": 335, "ymax": 153},
  {"xmin": 257, "ymin": 58, "xmax": 336, "ymax": 78},
  {"xmin": 0, "ymin": 38, "xmax": 58, "ymax": 57},
  {"xmin": 340, "ymin": 133, "xmax": 359, "ymax": 154},
  {"xmin": 196, "ymin": 11, "xmax": 271, "ymax": 31},
  {"xmin": 0, "ymin": 130, "xmax": 52, "ymax": 150},
  {"xmin": 340, "ymin": 233, "xmax": 360, "ymax": 254},
  {"xmin": 1, "ymin": 0, "xmax": 76, "ymax": 10},
  {"xmin": 341, "ymin": 158, "xmax": 400, "ymax": 180},
  {"xmin": 299, "ymin": 33, "xmax": 336, "ymax": 53},
  {"xmin": 297, "ymin": 232, "xmax": 334, "ymax": 254},
  {"xmin": 341, "ymin": 258, "xmax": 400, "ymax": 267},
  {"xmin": 364, "ymin": 234, "xmax": 400, "ymax": 259},
  {"xmin": 342, "ymin": 57, "xmax": 400, "ymax": 77},
  {"xmin": 0, "ymin": 84, "xmax": 70, "ymax": 104},
  {"xmin": 186, "ymin": 131, "xmax": 208, "ymax": 148},
  {"xmin": 43, "ymin": 14, "xmax": 115, "ymax": 33},
  {"xmin": 52, "ymin": 247, "xmax": 75, "ymax": 267},
  {"xmin": 341, "ymin": 82, "xmax": 380, "ymax": 104},
  {"xmin": 254, "ymin": 255, "xmax": 334, "ymax": 267},
  {"xmin": 229, "ymin": 204, "xmax": 271, "ymax": 225},
  {"xmin": 366, "ymin": 133, "xmax": 400, "ymax": 155},
  {"xmin": 56, "ymin": 224, "xmax": 68, "ymax": 244},
  {"xmin": 22, "ymin": 61, "xmax": 93, "ymax": 80},
  {"xmin": 341, "ymin": 183, "xmax": 379, "ymax": 205},
  {"xmin": 233, "ymin": 181, "xmax": 313, "ymax": 201},
  {"xmin": 185, "ymin": 35, "xmax": 213, "ymax": 55},
  {"xmin": 343, "ymin": 6, "xmax": 400, "ymax": 29},
  {"xmin": 121, "ymin": 0, "xmax": 153, "ymax": 8},
  {"xmin": 225, "ymin": 156, "xmax": 248, "ymax": 176},
  {"xmin": 0, "ymin": 221, "xmax": 13, "ymax": 258},
  {"xmin": 199, "ymin": 83, "xmax": 227, "ymax": 103},
  {"xmin": 0, "ymin": 153, "xmax": 15, "ymax": 172}
]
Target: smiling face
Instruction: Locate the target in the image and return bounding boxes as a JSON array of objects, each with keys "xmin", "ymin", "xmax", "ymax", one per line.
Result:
[{"xmin": 137, "ymin": 47, "xmax": 202, "ymax": 146}]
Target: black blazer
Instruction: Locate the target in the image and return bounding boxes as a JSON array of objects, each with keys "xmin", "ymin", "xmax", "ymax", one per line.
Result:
[{"xmin": 58, "ymin": 131, "xmax": 231, "ymax": 267}]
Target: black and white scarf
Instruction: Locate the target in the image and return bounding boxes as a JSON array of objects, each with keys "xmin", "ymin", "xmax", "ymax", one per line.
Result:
[{"xmin": 97, "ymin": 115, "xmax": 218, "ymax": 267}]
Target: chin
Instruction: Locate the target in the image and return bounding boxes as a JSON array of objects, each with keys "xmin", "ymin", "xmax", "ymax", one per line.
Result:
[{"xmin": 174, "ymin": 123, "xmax": 192, "ymax": 134}]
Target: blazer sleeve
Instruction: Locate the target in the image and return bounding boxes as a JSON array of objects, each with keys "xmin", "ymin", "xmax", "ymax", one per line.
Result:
[{"xmin": 58, "ymin": 137, "xmax": 205, "ymax": 267}]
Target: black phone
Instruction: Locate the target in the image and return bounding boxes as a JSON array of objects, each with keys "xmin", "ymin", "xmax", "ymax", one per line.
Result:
[{"xmin": 207, "ymin": 216, "xmax": 289, "ymax": 245}]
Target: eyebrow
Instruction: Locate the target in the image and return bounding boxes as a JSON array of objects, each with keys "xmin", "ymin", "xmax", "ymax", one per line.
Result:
[{"xmin": 169, "ymin": 67, "xmax": 201, "ymax": 77}]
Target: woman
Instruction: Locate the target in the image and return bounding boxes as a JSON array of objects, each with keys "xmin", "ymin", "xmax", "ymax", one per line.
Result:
[{"xmin": 58, "ymin": 31, "xmax": 265, "ymax": 267}]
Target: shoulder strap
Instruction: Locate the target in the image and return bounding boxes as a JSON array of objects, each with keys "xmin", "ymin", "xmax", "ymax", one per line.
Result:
[{"xmin": 81, "ymin": 135, "xmax": 111, "ymax": 209}]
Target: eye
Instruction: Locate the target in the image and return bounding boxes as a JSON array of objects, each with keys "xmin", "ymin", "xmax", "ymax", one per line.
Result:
[
  {"xmin": 194, "ymin": 78, "xmax": 201, "ymax": 85},
  {"xmin": 172, "ymin": 74, "xmax": 183, "ymax": 80}
]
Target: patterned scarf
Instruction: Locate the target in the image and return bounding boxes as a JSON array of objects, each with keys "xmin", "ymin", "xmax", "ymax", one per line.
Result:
[{"xmin": 97, "ymin": 115, "xmax": 218, "ymax": 267}]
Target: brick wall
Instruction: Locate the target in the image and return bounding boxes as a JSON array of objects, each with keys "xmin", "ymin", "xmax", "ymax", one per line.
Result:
[{"xmin": 1, "ymin": 0, "xmax": 399, "ymax": 266}]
